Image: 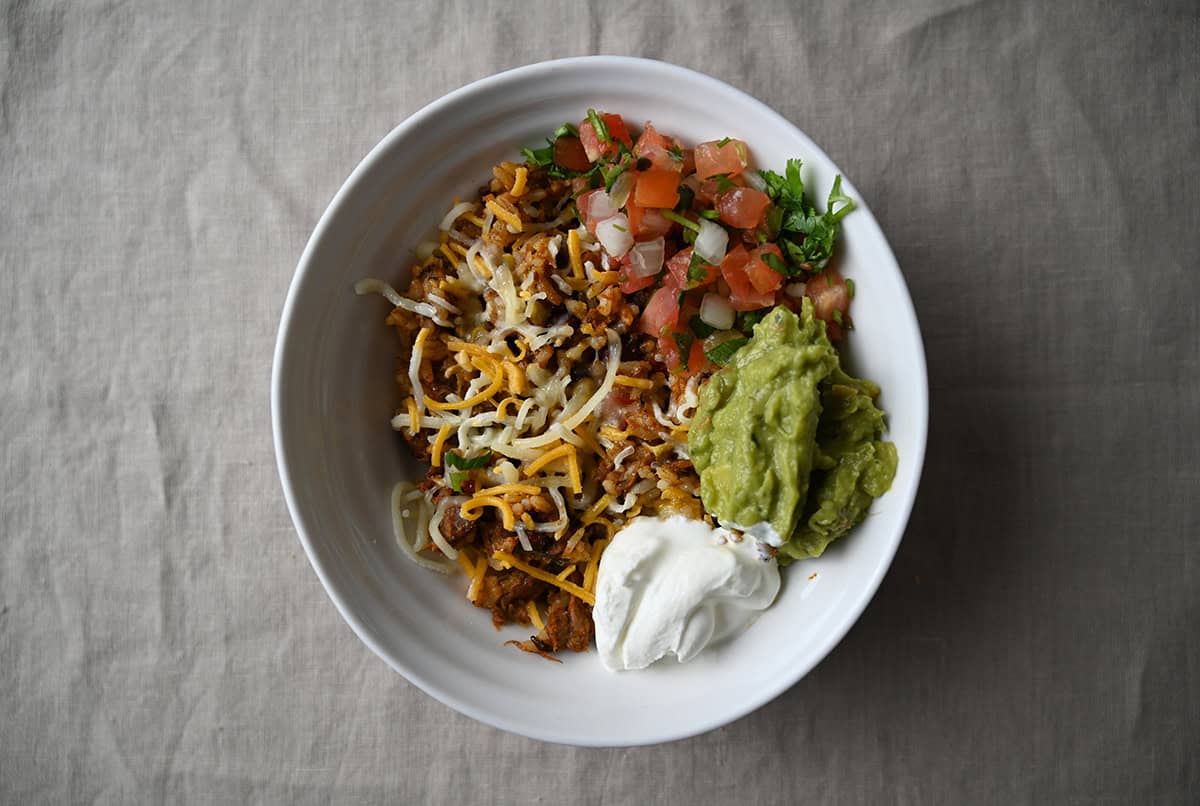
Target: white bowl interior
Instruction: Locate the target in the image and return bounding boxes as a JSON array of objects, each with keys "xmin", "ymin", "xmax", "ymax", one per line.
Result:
[{"xmin": 273, "ymin": 57, "xmax": 927, "ymax": 746}]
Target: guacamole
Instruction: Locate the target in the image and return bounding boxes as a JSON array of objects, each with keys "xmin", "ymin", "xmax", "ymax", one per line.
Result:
[{"xmin": 689, "ymin": 301, "xmax": 897, "ymax": 562}]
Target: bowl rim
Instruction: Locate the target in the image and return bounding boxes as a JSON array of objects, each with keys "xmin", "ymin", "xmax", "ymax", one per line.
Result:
[{"xmin": 272, "ymin": 55, "xmax": 929, "ymax": 746}]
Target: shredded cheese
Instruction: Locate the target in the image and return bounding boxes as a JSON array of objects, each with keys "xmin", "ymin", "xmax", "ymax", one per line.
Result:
[
  {"xmin": 492, "ymin": 551, "xmax": 596, "ymax": 606},
  {"xmin": 473, "ymin": 483, "xmax": 542, "ymax": 498},
  {"xmin": 510, "ymin": 166, "xmax": 528, "ymax": 197},
  {"xmin": 614, "ymin": 375, "xmax": 654, "ymax": 390},
  {"xmin": 425, "ymin": 370, "xmax": 504, "ymax": 411},
  {"xmin": 585, "ymin": 494, "xmax": 613, "ymax": 521},
  {"xmin": 430, "ymin": 424, "xmax": 453, "ymax": 467},
  {"xmin": 523, "ymin": 443, "xmax": 572, "ymax": 476},
  {"xmin": 485, "ymin": 198, "xmax": 523, "ymax": 231},
  {"xmin": 460, "ymin": 496, "xmax": 516, "ymax": 529},
  {"xmin": 584, "ymin": 538, "xmax": 609, "ymax": 593},
  {"xmin": 567, "ymin": 229, "xmax": 584, "ymax": 280},
  {"xmin": 404, "ymin": 397, "xmax": 419, "ymax": 434},
  {"xmin": 526, "ymin": 600, "xmax": 544, "ymax": 631},
  {"xmin": 555, "ymin": 564, "xmax": 577, "ymax": 581}
]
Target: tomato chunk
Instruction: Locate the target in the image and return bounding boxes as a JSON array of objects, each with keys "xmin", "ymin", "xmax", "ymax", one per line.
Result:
[
  {"xmin": 619, "ymin": 272, "xmax": 657, "ymax": 294},
  {"xmin": 717, "ymin": 187, "xmax": 771, "ymax": 229},
  {"xmin": 639, "ymin": 284, "xmax": 682, "ymax": 336},
  {"xmin": 553, "ymin": 136, "xmax": 592, "ymax": 172},
  {"xmin": 806, "ymin": 268, "xmax": 851, "ymax": 329},
  {"xmin": 634, "ymin": 123, "xmax": 684, "ymax": 172},
  {"xmin": 579, "ymin": 113, "xmax": 633, "ymax": 162},
  {"xmin": 746, "ymin": 244, "xmax": 785, "ymax": 295},
  {"xmin": 720, "ymin": 245, "xmax": 775, "ymax": 310},
  {"xmin": 627, "ymin": 200, "xmax": 673, "ymax": 239},
  {"xmin": 666, "ymin": 246, "xmax": 717, "ymax": 290},
  {"xmin": 694, "ymin": 139, "xmax": 750, "ymax": 179},
  {"xmin": 633, "ymin": 168, "xmax": 681, "ymax": 208}
]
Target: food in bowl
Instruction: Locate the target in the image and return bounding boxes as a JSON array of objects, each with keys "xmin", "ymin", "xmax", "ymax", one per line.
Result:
[{"xmin": 356, "ymin": 111, "xmax": 897, "ymax": 670}]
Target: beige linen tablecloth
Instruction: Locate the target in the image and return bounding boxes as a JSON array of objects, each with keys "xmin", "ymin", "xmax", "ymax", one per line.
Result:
[{"xmin": 2, "ymin": 1, "xmax": 1197, "ymax": 802}]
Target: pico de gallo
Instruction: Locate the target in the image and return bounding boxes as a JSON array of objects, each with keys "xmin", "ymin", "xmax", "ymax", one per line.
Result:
[{"xmin": 521, "ymin": 109, "xmax": 859, "ymax": 374}]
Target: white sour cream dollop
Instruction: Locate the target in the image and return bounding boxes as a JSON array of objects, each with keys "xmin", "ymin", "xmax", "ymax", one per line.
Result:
[{"xmin": 593, "ymin": 515, "xmax": 780, "ymax": 671}]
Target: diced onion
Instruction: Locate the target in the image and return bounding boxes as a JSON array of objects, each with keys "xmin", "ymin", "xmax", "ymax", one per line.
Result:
[
  {"xmin": 585, "ymin": 190, "xmax": 618, "ymax": 222},
  {"xmin": 743, "ymin": 171, "xmax": 768, "ymax": 193},
  {"xmin": 628, "ymin": 237, "xmax": 665, "ymax": 278},
  {"xmin": 694, "ymin": 219, "xmax": 729, "ymax": 265},
  {"xmin": 700, "ymin": 293, "xmax": 735, "ymax": 330},
  {"xmin": 785, "ymin": 282, "xmax": 808, "ymax": 298},
  {"xmin": 609, "ymin": 172, "xmax": 636, "ymax": 208},
  {"xmin": 595, "ymin": 214, "xmax": 634, "ymax": 259}
]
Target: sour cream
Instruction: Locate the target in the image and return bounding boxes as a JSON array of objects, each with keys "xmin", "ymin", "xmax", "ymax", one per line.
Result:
[{"xmin": 593, "ymin": 515, "xmax": 781, "ymax": 671}]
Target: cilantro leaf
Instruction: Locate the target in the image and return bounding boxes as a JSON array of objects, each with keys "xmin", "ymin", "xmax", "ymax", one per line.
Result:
[
  {"xmin": 552, "ymin": 122, "xmax": 578, "ymax": 140},
  {"xmin": 445, "ymin": 450, "xmax": 492, "ymax": 470},
  {"xmin": 674, "ymin": 331, "xmax": 695, "ymax": 369},
  {"xmin": 711, "ymin": 173, "xmax": 736, "ymax": 193},
  {"xmin": 761, "ymin": 252, "xmax": 787, "ymax": 275},
  {"xmin": 689, "ymin": 315, "xmax": 716, "ymax": 338},
  {"xmin": 705, "ymin": 337, "xmax": 748, "ymax": 366},
  {"xmin": 686, "ymin": 252, "xmax": 711, "ymax": 285},
  {"xmin": 521, "ymin": 144, "xmax": 555, "ymax": 167},
  {"xmin": 444, "ymin": 450, "xmax": 493, "ymax": 492},
  {"xmin": 735, "ymin": 310, "xmax": 766, "ymax": 333},
  {"xmin": 826, "ymin": 175, "xmax": 856, "ymax": 222}
]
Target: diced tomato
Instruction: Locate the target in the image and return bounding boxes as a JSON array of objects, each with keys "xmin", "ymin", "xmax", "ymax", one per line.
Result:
[
  {"xmin": 695, "ymin": 174, "xmax": 745, "ymax": 205},
  {"xmin": 634, "ymin": 123, "xmax": 684, "ymax": 172},
  {"xmin": 579, "ymin": 113, "xmax": 633, "ymax": 162},
  {"xmin": 746, "ymin": 244, "xmax": 785, "ymax": 295},
  {"xmin": 681, "ymin": 148, "xmax": 695, "ymax": 176},
  {"xmin": 619, "ymin": 273, "xmax": 657, "ymax": 294},
  {"xmin": 694, "ymin": 139, "xmax": 750, "ymax": 179},
  {"xmin": 627, "ymin": 200, "xmax": 673, "ymax": 239},
  {"xmin": 806, "ymin": 268, "xmax": 851, "ymax": 332},
  {"xmin": 686, "ymin": 338, "xmax": 711, "ymax": 375},
  {"xmin": 666, "ymin": 246, "xmax": 717, "ymax": 290},
  {"xmin": 717, "ymin": 187, "xmax": 771, "ymax": 229},
  {"xmin": 633, "ymin": 168, "xmax": 681, "ymax": 208},
  {"xmin": 639, "ymin": 284, "xmax": 682, "ymax": 336},
  {"xmin": 553, "ymin": 136, "xmax": 592, "ymax": 172},
  {"xmin": 720, "ymin": 245, "xmax": 775, "ymax": 311}
]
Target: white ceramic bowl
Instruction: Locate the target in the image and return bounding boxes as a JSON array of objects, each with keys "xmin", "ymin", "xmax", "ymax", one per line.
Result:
[{"xmin": 273, "ymin": 56, "xmax": 927, "ymax": 746}]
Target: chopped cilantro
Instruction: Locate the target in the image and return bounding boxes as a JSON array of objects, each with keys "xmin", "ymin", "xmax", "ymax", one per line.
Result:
[
  {"xmin": 676, "ymin": 184, "xmax": 695, "ymax": 211},
  {"xmin": 711, "ymin": 173, "xmax": 736, "ymax": 193},
  {"xmin": 686, "ymin": 252, "xmax": 710, "ymax": 285},
  {"xmin": 602, "ymin": 162, "xmax": 627, "ymax": 192},
  {"xmin": 698, "ymin": 208, "xmax": 721, "ymax": 220},
  {"xmin": 667, "ymin": 144, "xmax": 685, "ymax": 161},
  {"xmin": 705, "ymin": 337, "xmax": 748, "ymax": 366},
  {"xmin": 682, "ymin": 226, "xmax": 697, "ymax": 245},
  {"xmin": 761, "ymin": 252, "xmax": 787, "ymax": 274},
  {"xmin": 832, "ymin": 309, "xmax": 843, "ymax": 325},
  {"xmin": 716, "ymin": 136, "xmax": 732, "ymax": 148},
  {"xmin": 758, "ymin": 158, "xmax": 856, "ymax": 274},
  {"xmin": 736, "ymin": 309, "xmax": 766, "ymax": 333},
  {"xmin": 689, "ymin": 315, "xmax": 716, "ymax": 338},
  {"xmin": 552, "ymin": 122, "xmax": 578, "ymax": 140},
  {"xmin": 444, "ymin": 450, "xmax": 492, "ymax": 492},
  {"xmin": 521, "ymin": 144, "xmax": 555, "ymax": 167},
  {"xmin": 846, "ymin": 278, "xmax": 856, "ymax": 299},
  {"xmin": 661, "ymin": 209, "xmax": 701, "ymax": 233},
  {"xmin": 586, "ymin": 109, "xmax": 610, "ymax": 144},
  {"xmin": 674, "ymin": 331, "xmax": 695, "ymax": 368},
  {"xmin": 612, "ymin": 223, "xmax": 627, "ymax": 232}
]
